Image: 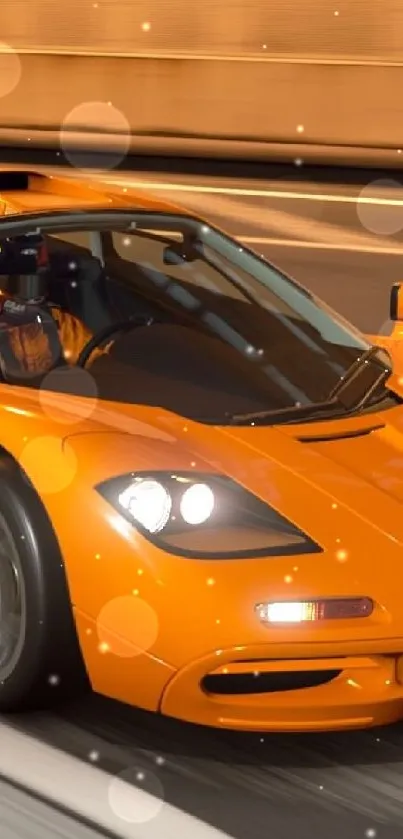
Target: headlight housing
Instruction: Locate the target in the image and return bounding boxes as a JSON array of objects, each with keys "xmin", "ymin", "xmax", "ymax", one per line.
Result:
[{"xmin": 96, "ymin": 472, "xmax": 321, "ymax": 559}]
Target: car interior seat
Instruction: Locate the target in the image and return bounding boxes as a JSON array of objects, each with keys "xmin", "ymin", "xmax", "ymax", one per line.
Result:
[{"xmin": 48, "ymin": 250, "xmax": 113, "ymax": 333}]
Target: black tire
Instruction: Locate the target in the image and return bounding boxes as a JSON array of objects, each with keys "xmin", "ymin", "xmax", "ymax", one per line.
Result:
[{"xmin": 0, "ymin": 456, "xmax": 89, "ymax": 712}]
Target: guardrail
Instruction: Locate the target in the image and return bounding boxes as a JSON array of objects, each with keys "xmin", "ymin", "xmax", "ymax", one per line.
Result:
[{"xmin": 1, "ymin": 51, "xmax": 403, "ymax": 168}]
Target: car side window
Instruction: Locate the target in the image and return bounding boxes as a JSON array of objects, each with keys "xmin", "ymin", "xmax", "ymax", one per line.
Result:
[{"xmin": 47, "ymin": 231, "xmax": 93, "ymax": 254}]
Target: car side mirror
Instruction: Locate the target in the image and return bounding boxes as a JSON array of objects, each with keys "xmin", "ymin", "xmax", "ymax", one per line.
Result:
[
  {"xmin": 390, "ymin": 282, "xmax": 403, "ymax": 321},
  {"xmin": 163, "ymin": 245, "xmax": 186, "ymax": 266},
  {"xmin": 163, "ymin": 241, "xmax": 200, "ymax": 266}
]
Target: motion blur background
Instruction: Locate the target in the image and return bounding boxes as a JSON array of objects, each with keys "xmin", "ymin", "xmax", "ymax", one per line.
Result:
[
  {"xmin": 2, "ymin": 7, "xmax": 403, "ymax": 839},
  {"xmin": 2, "ymin": 0, "xmax": 403, "ymax": 163}
]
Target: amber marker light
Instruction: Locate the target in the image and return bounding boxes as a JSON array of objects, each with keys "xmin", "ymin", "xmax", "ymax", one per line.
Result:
[{"xmin": 256, "ymin": 598, "xmax": 374, "ymax": 624}]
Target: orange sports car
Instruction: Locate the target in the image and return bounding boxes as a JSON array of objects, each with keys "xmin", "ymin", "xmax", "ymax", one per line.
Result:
[{"xmin": 0, "ymin": 167, "xmax": 402, "ymax": 733}]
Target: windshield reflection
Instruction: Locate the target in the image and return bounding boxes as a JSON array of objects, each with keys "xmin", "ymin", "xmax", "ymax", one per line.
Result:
[
  {"xmin": 98, "ymin": 215, "xmax": 372, "ymax": 421},
  {"xmin": 10, "ymin": 210, "xmax": 384, "ymax": 426}
]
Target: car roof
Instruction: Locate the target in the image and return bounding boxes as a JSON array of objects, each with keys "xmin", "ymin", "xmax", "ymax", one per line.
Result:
[{"xmin": 0, "ymin": 167, "xmax": 187, "ymax": 218}]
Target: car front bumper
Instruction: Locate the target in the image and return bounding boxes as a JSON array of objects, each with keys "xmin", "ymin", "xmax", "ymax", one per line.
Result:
[
  {"xmin": 159, "ymin": 645, "xmax": 403, "ymax": 732},
  {"xmin": 74, "ymin": 608, "xmax": 403, "ymax": 732}
]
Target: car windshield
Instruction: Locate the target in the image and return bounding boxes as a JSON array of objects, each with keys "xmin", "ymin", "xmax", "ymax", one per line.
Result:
[{"xmin": 0, "ymin": 211, "xmax": 386, "ymax": 425}]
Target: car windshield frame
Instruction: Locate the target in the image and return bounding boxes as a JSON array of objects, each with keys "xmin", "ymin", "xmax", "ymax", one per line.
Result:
[
  {"xmin": 0, "ymin": 206, "xmax": 368, "ymax": 338},
  {"xmin": 0, "ymin": 208, "xmax": 386, "ymax": 426}
]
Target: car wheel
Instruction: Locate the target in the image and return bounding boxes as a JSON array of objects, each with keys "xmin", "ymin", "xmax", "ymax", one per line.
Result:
[{"xmin": 0, "ymin": 457, "xmax": 89, "ymax": 712}]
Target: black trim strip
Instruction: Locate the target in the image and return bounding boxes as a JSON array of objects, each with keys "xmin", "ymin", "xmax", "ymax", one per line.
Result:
[
  {"xmin": 390, "ymin": 283, "xmax": 400, "ymax": 320},
  {"xmin": 296, "ymin": 423, "xmax": 384, "ymax": 443}
]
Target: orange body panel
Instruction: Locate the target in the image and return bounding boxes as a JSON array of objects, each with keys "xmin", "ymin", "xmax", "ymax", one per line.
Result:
[
  {"xmin": 0, "ymin": 168, "xmax": 187, "ymax": 216},
  {"xmin": 369, "ymin": 327, "xmax": 403, "ymax": 386},
  {"xmin": 2, "ymin": 385, "xmax": 403, "ymax": 731},
  {"xmin": 2, "ymin": 169, "xmax": 403, "ymax": 731}
]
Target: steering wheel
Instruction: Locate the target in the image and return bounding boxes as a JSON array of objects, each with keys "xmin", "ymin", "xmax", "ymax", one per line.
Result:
[{"xmin": 76, "ymin": 315, "xmax": 156, "ymax": 368}]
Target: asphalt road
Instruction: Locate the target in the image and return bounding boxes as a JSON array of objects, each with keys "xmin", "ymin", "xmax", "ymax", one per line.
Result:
[
  {"xmin": 96, "ymin": 165, "xmax": 403, "ymax": 333},
  {"xmin": 259, "ymin": 246, "xmax": 399, "ymax": 334},
  {"xmin": 13, "ymin": 693, "xmax": 403, "ymax": 839},
  {"xmin": 3, "ymin": 158, "xmax": 403, "ymax": 839}
]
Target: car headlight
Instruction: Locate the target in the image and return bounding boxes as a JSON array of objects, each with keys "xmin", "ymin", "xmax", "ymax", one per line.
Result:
[{"xmin": 96, "ymin": 472, "xmax": 322, "ymax": 559}]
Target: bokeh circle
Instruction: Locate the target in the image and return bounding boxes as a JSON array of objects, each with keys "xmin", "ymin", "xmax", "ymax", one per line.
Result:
[
  {"xmin": 96, "ymin": 595, "xmax": 159, "ymax": 658},
  {"xmin": 0, "ymin": 44, "xmax": 22, "ymax": 98},
  {"xmin": 60, "ymin": 101, "xmax": 131, "ymax": 170},
  {"xmin": 19, "ymin": 435, "xmax": 77, "ymax": 494},
  {"xmin": 357, "ymin": 178, "xmax": 403, "ymax": 236},
  {"xmin": 39, "ymin": 367, "xmax": 98, "ymax": 425},
  {"xmin": 108, "ymin": 766, "xmax": 164, "ymax": 823}
]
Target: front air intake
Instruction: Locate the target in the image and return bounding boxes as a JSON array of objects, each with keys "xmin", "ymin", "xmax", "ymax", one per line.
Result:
[{"xmin": 202, "ymin": 670, "xmax": 341, "ymax": 695}]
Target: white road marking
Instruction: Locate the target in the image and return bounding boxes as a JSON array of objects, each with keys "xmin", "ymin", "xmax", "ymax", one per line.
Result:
[
  {"xmin": 239, "ymin": 237, "xmax": 403, "ymax": 254},
  {"xmin": 104, "ymin": 179, "xmax": 403, "ymax": 207},
  {"xmin": 113, "ymin": 179, "xmax": 401, "ymax": 250},
  {"xmin": 0, "ymin": 722, "xmax": 231, "ymax": 839},
  {"xmin": 52, "ymin": 169, "xmax": 403, "ymax": 253}
]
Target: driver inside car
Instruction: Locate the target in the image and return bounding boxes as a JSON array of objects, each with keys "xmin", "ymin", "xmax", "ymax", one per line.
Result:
[{"xmin": 0, "ymin": 234, "xmax": 105, "ymax": 374}]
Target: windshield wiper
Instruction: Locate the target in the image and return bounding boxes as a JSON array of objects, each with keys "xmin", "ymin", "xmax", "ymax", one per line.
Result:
[
  {"xmin": 228, "ymin": 346, "xmax": 393, "ymax": 426},
  {"xmin": 227, "ymin": 400, "xmax": 350, "ymax": 426},
  {"xmin": 327, "ymin": 345, "xmax": 392, "ymax": 409}
]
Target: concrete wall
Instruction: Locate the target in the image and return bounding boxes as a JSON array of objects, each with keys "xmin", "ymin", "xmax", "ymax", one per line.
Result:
[
  {"xmin": 0, "ymin": 0, "xmax": 403, "ymax": 163},
  {"xmin": 3, "ymin": 0, "xmax": 403, "ymax": 59},
  {"xmin": 0, "ymin": 53, "xmax": 402, "ymax": 151}
]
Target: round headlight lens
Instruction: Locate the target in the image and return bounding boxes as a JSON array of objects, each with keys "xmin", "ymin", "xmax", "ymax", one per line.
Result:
[
  {"xmin": 118, "ymin": 480, "xmax": 172, "ymax": 533},
  {"xmin": 179, "ymin": 483, "xmax": 215, "ymax": 525}
]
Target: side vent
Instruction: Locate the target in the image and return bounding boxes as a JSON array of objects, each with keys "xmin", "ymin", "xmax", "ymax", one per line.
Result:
[
  {"xmin": 0, "ymin": 169, "xmax": 110, "ymax": 203},
  {"xmin": 0, "ymin": 171, "xmax": 34, "ymax": 191}
]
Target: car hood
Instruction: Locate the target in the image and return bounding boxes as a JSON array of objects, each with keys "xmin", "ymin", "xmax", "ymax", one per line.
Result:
[
  {"xmin": 64, "ymin": 398, "xmax": 403, "ymax": 546},
  {"xmin": 62, "ymin": 399, "xmax": 403, "ymax": 629}
]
